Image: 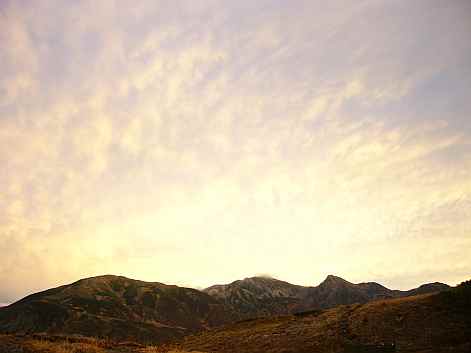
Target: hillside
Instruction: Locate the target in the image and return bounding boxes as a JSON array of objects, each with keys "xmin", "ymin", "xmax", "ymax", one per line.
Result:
[
  {"xmin": 174, "ymin": 280, "xmax": 471, "ymax": 353},
  {"xmin": 0, "ymin": 275, "xmax": 236, "ymax": 344}
]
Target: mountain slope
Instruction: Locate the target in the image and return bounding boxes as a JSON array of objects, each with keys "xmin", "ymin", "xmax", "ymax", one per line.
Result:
[
  {"xmin": 0, "ymin": 275, "xmax": 236, "ymax": 343},
  {"xmin": 174, "ymin": 280, "xmax": 471, "ymax": 353},
  {"xmin": 204, "ymin": 277, "xmax": 307, "ymax": 317}
]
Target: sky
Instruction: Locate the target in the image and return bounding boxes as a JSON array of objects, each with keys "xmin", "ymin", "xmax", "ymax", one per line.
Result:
[{"xmin": 1, "ymin": 0, "xmax": 471, "ymax": 304}]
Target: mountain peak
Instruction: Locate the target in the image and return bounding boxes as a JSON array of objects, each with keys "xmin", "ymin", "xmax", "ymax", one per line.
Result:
[
  {"xmin": 241, "ymin": 276, "xmax": 277, "ymax": 283},
  {"xmin": 322, "ymin": 274, "xmax": 349, "ymax": 284},
  {"xmin": 406, "ymin": 282, "xmax": 450, "ymax": 295}
]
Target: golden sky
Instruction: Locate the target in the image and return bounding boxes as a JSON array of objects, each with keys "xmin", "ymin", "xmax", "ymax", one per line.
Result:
[{"xmin": 1, "ymin": 0, "xmax": 471, "ymax": 303}]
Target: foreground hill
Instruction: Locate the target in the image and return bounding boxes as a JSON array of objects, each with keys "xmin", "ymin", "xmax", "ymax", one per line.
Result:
[
  {"xmin": 0, "ymin": 275, "xmax": 235, "ymax": 343},
  {"xmin": 204, "ymin": 275, "xmax": 449, "ymax": 318},
  {"xmin": 175, "ymin": 280, "xmax": 471, "ymax": 353}
]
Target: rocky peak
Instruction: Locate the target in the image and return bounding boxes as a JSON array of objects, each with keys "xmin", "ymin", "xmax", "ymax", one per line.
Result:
[{"xmin": 319, "ymin": 275, "xmax": 351, "ymax": 287}]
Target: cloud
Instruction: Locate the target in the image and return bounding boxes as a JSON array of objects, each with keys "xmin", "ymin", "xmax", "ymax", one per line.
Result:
[{"xmin": 1, "ymin": 0, "xmax": 470, "ymax": 301}]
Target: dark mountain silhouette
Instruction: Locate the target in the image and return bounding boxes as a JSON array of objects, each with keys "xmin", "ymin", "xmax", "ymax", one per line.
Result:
[
  {"xmin": 0, "ymin": 275, "xmax": 236, "ymax": 344},
  {"xmin": 0, "ymin": 274, "xmax": 450, "ymax": 344}
]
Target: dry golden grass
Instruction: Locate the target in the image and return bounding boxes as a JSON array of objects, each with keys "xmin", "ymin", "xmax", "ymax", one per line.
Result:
[
  {"xmin": 139, "ymin": 347, "xmax": 206, "ymax": 353},
  {"xmin": 0, "ymin": 335, "xmax": 207, "ymax": 353},
  {"xmin": 25, "ymin": 339, "xmax": 107, "ymax": 353}
]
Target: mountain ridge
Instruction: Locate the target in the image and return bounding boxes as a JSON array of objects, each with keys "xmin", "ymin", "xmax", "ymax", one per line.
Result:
[
  {"xmin": 0, "ymin": 274, "xmax": 451, "ymax": 344},
  {"xmin": 203, "ymin": 274, "xmax": 450, "ymax": 318}
]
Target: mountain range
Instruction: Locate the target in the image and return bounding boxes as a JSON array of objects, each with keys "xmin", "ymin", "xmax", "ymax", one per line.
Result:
[
  {"xmin": 0, "ymin": 274, "xmax": 450, "ymax": 344},
  {"xmin": 173, "ymin": 280, "xmax": 471, "ymax": 353},
  {"xmin": 204, "ymin": 275, "xmax": 449, "ymax": 318}
]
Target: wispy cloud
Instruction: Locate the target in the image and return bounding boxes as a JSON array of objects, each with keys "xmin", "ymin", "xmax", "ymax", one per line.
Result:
[{"xmin": 1, "ymin": 0, "xmax": 470, "ymax": 302}]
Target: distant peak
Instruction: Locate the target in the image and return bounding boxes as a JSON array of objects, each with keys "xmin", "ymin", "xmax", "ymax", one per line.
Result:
[
  {"xmin": 320, "ymin": 275, "xmax": 350, "ymax": 286},
  {"xmin": 417, "ymin": 282, "xmax": 450, "ymax": 290},
  {"xmin": 243, "ymin": 276, "xmax": 276, "ymax": 281},
  {"xmin": 235, "ymin": 276, "xmax": 282, "ymax": 285},
  {"xmin": 422, "ymin": 281, "xmax": 448, "ymax": 286},
  {"xmin": 77, "ymin": 274, "xmax": 124, "ymax": 282}
]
